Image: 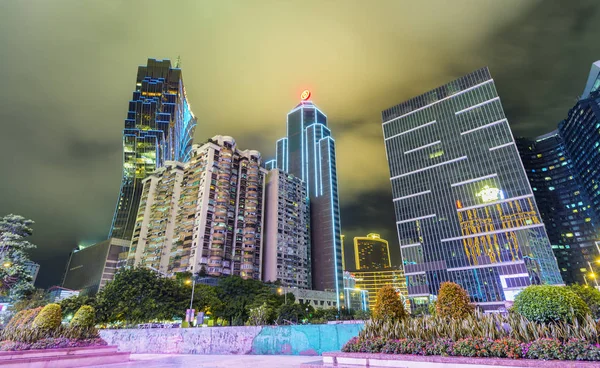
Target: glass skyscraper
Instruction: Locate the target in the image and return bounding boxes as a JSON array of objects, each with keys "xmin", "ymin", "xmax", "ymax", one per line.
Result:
[
  {"xmin": 517, "ymin": 132, "xmax": 599, "ymax": 285},
  {"xmin": 382, "ymin": 67, "xmax": 562, "ymax": 311},
  {"xmin": 109, "ymin": 59, "xmax": 197, "ymax": 241},
  {"xmin": 271, "ymin": 91, "xmax": 343, "ymax": 306}
]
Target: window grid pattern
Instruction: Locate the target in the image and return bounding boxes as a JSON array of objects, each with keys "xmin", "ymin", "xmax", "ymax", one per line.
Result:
[{"xmin": 382, "ymin": 68, "xmax": 562, "ymax": 309}]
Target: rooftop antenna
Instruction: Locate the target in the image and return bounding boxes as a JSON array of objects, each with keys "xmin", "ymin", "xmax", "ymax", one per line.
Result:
[{"xmin": 175, "ymin": 55, "xmax": 181, "ymax": 68}]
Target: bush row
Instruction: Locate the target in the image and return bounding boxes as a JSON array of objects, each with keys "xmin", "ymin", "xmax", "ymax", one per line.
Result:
[
  {"xmin": 342, "ymin": 336, "xmax": 600, "ymax": 361},
  {"xmin": 1, "ymin": 303, "xmax": 102, "ymax": 348}
]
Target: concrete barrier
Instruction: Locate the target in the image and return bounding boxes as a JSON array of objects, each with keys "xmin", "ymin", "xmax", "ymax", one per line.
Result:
[{"xmin": 100, "ymin": 323, "xmax": 363, "ymax": 356}]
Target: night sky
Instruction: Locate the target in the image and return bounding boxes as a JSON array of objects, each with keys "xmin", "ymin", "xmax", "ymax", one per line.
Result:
[{"xmin": 1, "ymin": 1, "xmax": 599, "ymax": 288}]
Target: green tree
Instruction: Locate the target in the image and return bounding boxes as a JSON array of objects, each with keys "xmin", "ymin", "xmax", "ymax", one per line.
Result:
[
  {"xmin": 276, "ymin": 303, "xmax": 308, "ymax": 324},
  {"xmin": 188, "ymin": 283, "xmax": 222, "ymax": 314},
  {"xmin": 247, "ymin": 302, "xmax": 271, "ymax": 326},
  {"xmin": 0, "ymin": 214, "xmax": 37, "ymax": 300},
  {"xmin": 60, "ymin": 295, "xmax": 96, "ymax": 320},
  {"xmin": 568, "ymin": 284, "xmax": 600, "ymax": 319},
  {"xmin": 372, "ymin": 285, "xmax": 408, "ymax": 322},
  {"xmin": 95, "ymin": 267, "xmax": 185, "ymax": 324},
  {"xmin": 214, "ymin": 276, "xmax": 266, "ymax": 326},
  {"xmin": 11, "ymin": 288, "xmax": 49, "ymax": 312},
  {"xmin": 436, "ymin": 282, "xmax": 474, "ymax": 319}
]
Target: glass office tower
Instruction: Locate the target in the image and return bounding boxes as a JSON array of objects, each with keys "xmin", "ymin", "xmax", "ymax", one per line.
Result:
[
  {"xmin": 382, "ymin": 67, "xmax": 562, "ymax": 311},
  {"xmin": 272, "ymin": 93, "xmax": 343, "ymax": 307},
  {"xmin": 517, "ymin": 132, "xmax": 599, "ymax": 285},
  {"xmin": 109, "ymin": 59, "xmax": 197, "ymax": 241}
]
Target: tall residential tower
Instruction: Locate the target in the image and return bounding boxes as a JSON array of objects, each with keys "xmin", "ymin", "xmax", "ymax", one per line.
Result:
[
  {"xmin": 109, "ymin": 58, "xmax": 197, "ymax": 241},
  {"xmin": 382, "ymin": 68, "xmax": 562, "ymax": 311}
]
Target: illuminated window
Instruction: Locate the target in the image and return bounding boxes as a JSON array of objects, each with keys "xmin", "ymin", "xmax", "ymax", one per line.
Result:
[{"xmin": 429, "ymin": 150, "xmax": 444, "ymax": 159}]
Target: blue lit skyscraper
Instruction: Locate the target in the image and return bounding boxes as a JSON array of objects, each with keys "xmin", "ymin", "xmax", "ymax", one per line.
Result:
[
  {"xmin": 271, "ymin": 91, "xmax": 343, "ymax": 306},
  {"xmin": 109, "ymin": 58, "xmax": 197, "ymax": 241},
  {"xmin": 382, "ymin": 68, "xmax": 562, "ymax": 311},
  {"xmin": 517, "ymin": 132, "xmax": 599, "ymax": 285}
]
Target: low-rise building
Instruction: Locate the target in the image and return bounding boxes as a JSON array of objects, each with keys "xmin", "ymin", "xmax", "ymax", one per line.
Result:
[{"xmin": 62, "ymin": 238, "xmax": 129, "ymax": 295}]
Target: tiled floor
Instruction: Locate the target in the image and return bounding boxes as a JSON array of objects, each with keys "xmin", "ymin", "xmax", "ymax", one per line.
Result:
[{"xmin": 88, "ymin": 354, "xmax": 321, "ymax": 368}]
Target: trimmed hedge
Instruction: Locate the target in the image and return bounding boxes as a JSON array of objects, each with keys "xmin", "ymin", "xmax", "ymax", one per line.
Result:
[
  {"xmin": 342, "ymin": 336, "xmax": 600, "ymax": 361},
  {"xmin": 32, "ymin": 304, "xmax": 62, "ymax": 334},
  {"xmin": 373, "ymin": 285, "xmax": 407, "ymax": 322},
  {"xmin": 436, "ymin": 282, "xmax": 474, "ymax": 319},
  {"xmin": 70, "ymin": 306, "xmax": 95, "ymax": 329},
  {"xmin": 514, "ymin": 285, "xmax": 590, "ymax": 323}
]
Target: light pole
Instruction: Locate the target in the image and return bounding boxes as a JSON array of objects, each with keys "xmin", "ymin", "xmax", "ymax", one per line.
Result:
[
  {"xmin": 186, "ymin": 278, "xmax": 196, "ymax": 310},
  {"xmin": 278, "ymin": 286, "xmax": 286, "ymax": 304},
  {"xmin": 588, "ymin": 262, "xmax": 599, "ymax": 287}
]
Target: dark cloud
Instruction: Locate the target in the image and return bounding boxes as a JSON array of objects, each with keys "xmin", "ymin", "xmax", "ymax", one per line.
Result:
[{"xmin": 0, "ymin": 0, "xmax": 598, "ymax": 288}]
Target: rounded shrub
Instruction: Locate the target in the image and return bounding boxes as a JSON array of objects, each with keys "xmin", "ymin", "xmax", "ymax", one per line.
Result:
[
  {"xmin": 372, "ymin": 285, "xmax": 408, "ymax": 322},
  {"xmin": 32, "ymin": 303, "xmax": 62, "ymax": 334},
  {"xmin": 514, "ymin": 285, "xmax": 590, "ymax": 323},
  {"xmin": 568, "ymin": 284, "xmax": 600, "ymax": 319},
  {"xmin": 436, "ymin": 282, "xmax": 474, "ymax": 319},
  {"xmin": 70, "ymin": 305, "xmax": 95, "ymax": 329}
]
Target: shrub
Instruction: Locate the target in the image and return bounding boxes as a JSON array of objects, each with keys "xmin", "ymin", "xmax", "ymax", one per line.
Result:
[
  {"xmin": 246, "ymin": 303, "xmax": 270, "ymax": 326},
  {"xmin": 524, "ymin": 338, "xmax": 563, "ymax": 360},
  {"xmin": 32, "ymin": 303, "xmax": 62, "ymax": 335},
  {"xmin": 70, "ymin": 306, "xmax": 95, "ymax": 329},
  {"xmin": 372, "ymin": 285, "xmax": 407, "ymax": 322},
  {"xmin": 489, "ymin": 338, "xmax": 523, "ymax": 358},
  {"xmin": 569, "ymin": 284, "xmax": 600, "ymax": 319},
  {"xmin": 436, "ymin": 282, "xmax": 474, "ymax": 319},
  {"xmin": 514, "ymin": 285, "xmax": 590, "ymax": 323},
  {"xmin": 2, "ymin": 307, "xmax": 43, "ymax": 343},
  {"xmin": 181, "ymin": 321, "xmax": 189, "ymax": 328},
  {"xmin": 452, "ymin": 338, "xmax": 494, "ymax": 357},
  {"xmin": 0, "ymin": 341, "xmax": 31, "ymax": 351}
]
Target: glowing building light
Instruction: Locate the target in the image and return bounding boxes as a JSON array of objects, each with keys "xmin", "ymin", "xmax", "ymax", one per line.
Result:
[
  {"xmin": 476, "ymin": 185, "xmax": 504, "ymax": 203},
  {"xmin": 300, "ymin": 90, "xmax": 311, "ymax": 101}
]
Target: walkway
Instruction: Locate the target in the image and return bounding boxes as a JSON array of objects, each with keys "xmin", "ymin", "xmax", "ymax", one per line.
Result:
[{"xmin": 88, "ymin": 353, "xmax": 320, "ymax": 368}]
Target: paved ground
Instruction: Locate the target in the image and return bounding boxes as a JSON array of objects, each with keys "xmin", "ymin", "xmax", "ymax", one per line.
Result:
[{"xmin": 89, "ymin": 354, "xmax": 321, "ymax": 368}]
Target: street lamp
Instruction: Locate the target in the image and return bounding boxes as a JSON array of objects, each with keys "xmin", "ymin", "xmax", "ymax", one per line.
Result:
[
  {"xmin": 2, "ymin": 262, "xmax": 11, "ymax": 268},
  {"xmin": 186, "ymin": 278, "xmax": 196, "ymax": 310},
  {"xmin": 278, "ymin": 287, "xmax": 286, "ymax": 304}
]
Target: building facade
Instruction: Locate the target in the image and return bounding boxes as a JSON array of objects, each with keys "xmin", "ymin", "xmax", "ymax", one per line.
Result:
[
  {"xmin": 263, "ymin": 169, "xmax": 311, "ymax": 289},
  {"xmin": 62, "ymin": 238, "xmax": 130, "ymax": 295},
  {"xmin": 270, "ymin": 91, "xmax": 343, "ymax": 306},
  {"xmin": 109, "ymin": 58, "xmax": 197, "ymax": 241},
  {"xmin": 354, "ymin": 233, "xmax": 392, "ymax": 271},
  {"xmin": 128, "ymin": 162, "xmax": 185, "ymax": 274},
  {"xmin": 23, "ymin": 261, "xmax": 40, "ymax": 285},
  {"xmin": 382, "ymin": 67, "xmax": 562, "ymax": 311},
  {"xmin": 517, "ymin": 132, "xmax": 599, "ymax": 284},
  {"xmin": 128, "ymin": 136, "xmax": 266, "ymax": 280},
  {"xmin": 350, "ymin": 269, "xmax": 407, "ymax": 310}
]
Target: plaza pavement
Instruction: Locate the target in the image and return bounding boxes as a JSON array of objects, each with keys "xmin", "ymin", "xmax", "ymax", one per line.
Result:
[{"xmin": 87, "ymin": 353, "xmax": 320, "ymax": 368}]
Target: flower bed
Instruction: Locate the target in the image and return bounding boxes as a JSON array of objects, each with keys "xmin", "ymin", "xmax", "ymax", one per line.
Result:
[
  {"xmin": 342, "ymin": 336, "xmax": 600, "ymax": 361},
  {"xmin": 0, "ymin": 337, "xmax": 107, "ymax": 351}
]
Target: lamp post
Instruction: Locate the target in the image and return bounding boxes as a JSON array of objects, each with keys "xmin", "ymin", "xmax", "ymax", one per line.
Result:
[
  {"xmin": 278, "ymin": 286, "xmax": 286, "ymax": 304},
  {"xmin": 588, "ymin": 262, "xmax": 599, "ymax": 287},
  {"xmin": 185, "ymin": 278, "xmax": 196, "ymax": 310}
]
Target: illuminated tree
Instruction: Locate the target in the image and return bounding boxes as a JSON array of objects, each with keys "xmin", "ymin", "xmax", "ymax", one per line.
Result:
[{"xmin": 373, "ymin": 285, "xmax": 408, "ymax": 322}]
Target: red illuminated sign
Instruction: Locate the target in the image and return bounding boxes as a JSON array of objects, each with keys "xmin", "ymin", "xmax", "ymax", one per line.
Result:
[{"xmin": 300, "ymin": 90, "xmax": 311, "ymax": 100}]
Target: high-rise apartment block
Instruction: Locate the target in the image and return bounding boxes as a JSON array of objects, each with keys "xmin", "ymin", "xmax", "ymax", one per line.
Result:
[
  {"xmin": 128, "ymin": 162, "xmax": 185, "ymax": 273},
  {"xmin": 109, "ymin": 58, "xmax": 197, "ymax": 241},
  {"xmin": 354, "ymin": 233, "xmax": 391, "ymax": 271},
  {"xmin": 271, "ymin": 91, "xmax": 343, "ymax": 306},
  {"xmin": 263, "ymin": 169, "xmax": 311, "ymax": 289},
  {"xmin": 382, "ymin": 67, "xmax": 562, "ymax": 311},
  {"xmin": 128, "ymin": 136, "xmax": 266, "ymax": 280},
  {"xmin": 517, "ymin": 133, "xmax": 599, "ymax": 285}
]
